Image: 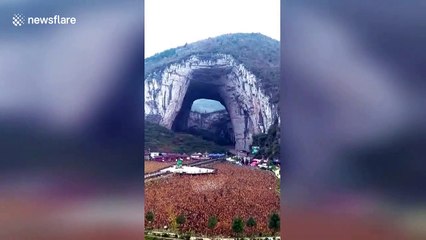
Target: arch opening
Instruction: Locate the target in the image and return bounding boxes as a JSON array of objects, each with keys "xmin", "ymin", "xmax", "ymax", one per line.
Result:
[
  {"xmin": 171, "ymin": 78, "xmax": 235, "ymax": 146},
  {"xmin": 145, "ymin": 53, "xmax": 277, "ymax": 151}
]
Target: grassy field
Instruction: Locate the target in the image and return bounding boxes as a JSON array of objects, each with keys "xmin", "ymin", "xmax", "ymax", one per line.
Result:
[{"xmin": 145, "ymin": 122, "xmax": 228, "ymax": 153}]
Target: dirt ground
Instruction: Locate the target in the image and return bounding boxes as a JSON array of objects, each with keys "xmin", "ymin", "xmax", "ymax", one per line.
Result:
[{"xmin": 144, "ymin": 161, "xmax": 175, "ymax": 174}]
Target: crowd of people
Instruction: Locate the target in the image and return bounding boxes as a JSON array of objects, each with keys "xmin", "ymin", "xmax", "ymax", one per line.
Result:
[{"xmin": 145, "ymin": 163, "xmax": 280, "ymax": 237}]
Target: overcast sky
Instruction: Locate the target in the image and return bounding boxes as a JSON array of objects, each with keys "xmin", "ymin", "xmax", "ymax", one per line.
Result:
[{"xmin": 145, "ymin": 0, "xmax": 280, "ymax": 58}]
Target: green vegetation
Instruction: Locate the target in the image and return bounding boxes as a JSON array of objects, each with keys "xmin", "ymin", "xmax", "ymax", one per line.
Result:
[
  {"xmin": 146, "ymin": 210, "xmax": 154, "ymax": 229},
  {"xmin": 161, "ymin": 233, "xmax": 170, "ymax": 237},
  {"xmin": 145, "ymin": 121, "xmax": 227, "ymax": 153},
  {"xmin": 268, "ymin": 213, "xmax": 280, "ymax": 235},
  {"xmin": 232, "ymin": 217, "xmax": 245, "ymax": 236},
  {"xmin": 251, "ymin": 119, "xmax": 280, "ymax": 159},
  {"xmin": 276, "ymin": 180, "xmax": 280, "ymax": 194},
  {"xmin": 176, "ymin": 214, "xmax": 186, "ymax": 234},
  {"xmin": 246, "ymin": 217, "xmax": 257, "ymax": 228},
  {"xmin": 176, "ymin": 214, "xmax": 186, "ymax": 226},
  {"xmin": 181, "ymin": 235, "xmax": 191, "ymax": 240},
  {"xmin": 207, "ymin": 216, "xmax": 218, "ymax": 230},
  {"xmin": 146, "ymin": 211, "xmax": 154, "ymax": 222},
  {"xmin": 145, "ymin": 33, "xmax": 280, "ymax": 103},
  {"xmin": 145, "ymin": 48, "xmax": 177, "ymax": 63},
  {"xmin": 246, "ymin": 217, "xmax": 257, "ymax": 237},
  {"xmin": 144, "ymin": 236, "xmax": 158, "ymax": 240}
]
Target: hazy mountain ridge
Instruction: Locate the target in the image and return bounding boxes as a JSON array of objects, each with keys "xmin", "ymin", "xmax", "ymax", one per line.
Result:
[{"xmin": 145, "ymin": 33, "xmax": 280, "ymax": 103}]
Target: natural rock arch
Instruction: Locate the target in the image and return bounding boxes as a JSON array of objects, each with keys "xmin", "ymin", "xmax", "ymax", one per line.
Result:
[{"xmin": 145, "ymin": 54, "xmax": 277, "ymax": 151}]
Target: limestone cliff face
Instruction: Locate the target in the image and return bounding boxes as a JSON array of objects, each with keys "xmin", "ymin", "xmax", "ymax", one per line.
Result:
[
  {"xmin": 145, "ymin": 53, "xmax": 278, "ymax": 151},
  {"xmin": 188, "ymin": 110, "xmax": 230, "ymax": 129},
  {"xmin": 188, "ymin": 110, "xmax": 234, "ymax": 145}
]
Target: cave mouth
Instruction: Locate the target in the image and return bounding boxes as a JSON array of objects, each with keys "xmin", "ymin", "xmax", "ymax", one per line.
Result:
[
  {"xmin": 145, "ymin": 61, "xmax": 270, "ymax": 151},
  {"xmin": 171, "ymin": 66, "xmax": 235, "ymax": 146},
  {"xmin": 170, "ymin": 69, "xmax": 236, "ymax": 147}
]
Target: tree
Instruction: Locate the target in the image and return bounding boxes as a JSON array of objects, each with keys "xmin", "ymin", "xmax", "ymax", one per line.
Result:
[
  {"xmin": 246, "ymin": 217, "xmax": 257, "ymax": 237},
  {"xmin": 208, "ymin": 216, "xmax": 218, "ymax": 230},
  {"xmin": 232, "ymin": 217, "xmax": 244, "ymax": 237},
  {"xmin": 251, "ymin": 119, "xmax": 280, "ymax": 159},
  {"xmin": 268, "ymin": 213, "xmax": 280, "ymax": 235},
  {"xmin": 176, "ymin": 214, "xmax": 186, "ymax": 233},
  {"xmin": 246, "ymin": 217, "xmax": 256, "ymax": 228},
  {"xmin": 146, "ymin": 211, "xmax": 154, "ymax": 229},
  {"xmin": 207, "ymin": 215, "xmax": 218, "ymax": 235}
]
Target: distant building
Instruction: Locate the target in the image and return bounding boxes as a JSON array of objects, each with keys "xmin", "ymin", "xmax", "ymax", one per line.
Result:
[
  {"xmin": 152, "ymin": 153, "xmax": 189, "ymax": 162},
  {"xmin": 191, "ymin": 152, "xmax": 210, "ymax": 160}
]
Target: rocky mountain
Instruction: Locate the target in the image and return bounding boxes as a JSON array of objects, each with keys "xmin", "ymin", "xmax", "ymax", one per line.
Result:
[
  {"xmin": 187, "ymin": 110, "xmax": 234, "ymax": 146},
  {"xmin": 144, "ymin": 33, "xmax": 280, "ymax": 151}
]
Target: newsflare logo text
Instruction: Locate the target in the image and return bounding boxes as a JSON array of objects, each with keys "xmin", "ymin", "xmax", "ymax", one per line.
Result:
[{"xmin": 12, "ymin": 13, "xmax": 77, "ymax": 27}]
